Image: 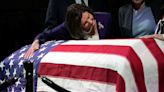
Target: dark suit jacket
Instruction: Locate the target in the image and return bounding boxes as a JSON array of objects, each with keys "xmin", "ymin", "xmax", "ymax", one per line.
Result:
[
  {"xmin": 45, "ymin": 0, "xmax": 110, "ymax": 29},
  {"xmin": 118, "ymin": 1, "xmax": 162, "ymax": 38}
]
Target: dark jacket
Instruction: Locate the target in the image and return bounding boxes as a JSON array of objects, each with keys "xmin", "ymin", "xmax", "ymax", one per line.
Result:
[
  {"xmin": 35, "ymin": 22, "xmax": 109, "ymax": 44},
  {"xmin": 35, "ymin": 20, "xmax": 111, "ymax": 43},
  {"xmin": 35, "ymin": 23, "xmax": 73, "ymax": 44}
]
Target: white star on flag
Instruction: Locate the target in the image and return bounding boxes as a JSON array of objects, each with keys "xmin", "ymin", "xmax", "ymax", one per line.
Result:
[
  {"xmin": 5, "ymin": 69, "xmax": 10, "ymax": 77},
  {"xmin": 37, "ymin": 53, "xmax": 45, "ymax": 60},
  {"xmin": 43, "ymin": 41, "xmax": 52, "ymax": 46},
  {"xmin": 21, "ymin": 87, "xmax": 26, "ymax": 92},
  {"xmin": 18, "ymin": 60, "xmax": 24, "ymax": 68},
  {"xmin": 23, "ymin": 68, "xmax": 26, "ymax": 78},
  {"xmin": 18, "ymin": 53, "xmax": 25, "ymax": 59},
  {"xmin": 0, "ymin": 61, "xmax": 5, "ymax": 70},
  {"xmin": 19, "ymin": 47, "xmax": 27, "ymax": 53},
  {"xmin": 8, "ymin": 53, "xmax": 15, "ymax": 60},
  {"xmin": 7, "ymin": 87, "xmax": 10, "ymax": 92},
  {"xmin": 0, "ymin": 79, "xmax": 5, "ymax": 84},
  {"xmin": 11, "ymin": 87, "xmax": 15, "ymax": 92},
  {"xmin": 15, "ymin": 78, "xmax": 21, "ymax": 87},
  {"xmin": 33, "ymin": 69, "xmax": 36, "ymax": 76},
  {"xmin": 13, "ymin": 68, "xmax": 17, "ymax": 77},
  {"xmin": 39, "ymin": 47, "xmax": 46, "ymax": 52},
  {"xmin": 9, "ymin": 59, "xmax": 14, "ymax": 68}
]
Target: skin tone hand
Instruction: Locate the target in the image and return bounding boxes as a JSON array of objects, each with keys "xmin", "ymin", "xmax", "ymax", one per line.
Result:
[
  {"xmin": 24, "ymin": 39, "xmax": 40, "ymax": 59},
  {"xmin": 139, "ymin": 34, "xmax": 164, "ymax": 41},
  {"xmin": 87, "ymin": 19, "xmax": 97, "ymax": 36},
  {"xmin": 93, "ymin": 20, "xmax": 98, "ymax": 34},
  {"xmin": 153, "ymin": 34, "xmax": 164, "ymax": 41}
]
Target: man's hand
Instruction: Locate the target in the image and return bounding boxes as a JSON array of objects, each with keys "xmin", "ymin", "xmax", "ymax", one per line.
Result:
[
  {"xmin": 153, "ymin": 34, "xmax": 164, "ymax": 41},
  {"xmin": 139, "ymin": 34, "xmax": 164, "ymax": 41}
]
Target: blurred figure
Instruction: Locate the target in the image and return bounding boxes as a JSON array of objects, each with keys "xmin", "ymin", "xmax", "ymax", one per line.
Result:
[
  {"xmin": 155, "ymin": 4, "xmax": 164, "ymax": 34},
  {"xmin": 140, "ymin": 4, "xmax": 164, "ymax": 40},
  {"xmin": 118, "ymin": 0, "xmax": 162, "ymax": 38},
  {"xmin": 24, "ymin": 4, "xmax": 104, "ymax": 59}
]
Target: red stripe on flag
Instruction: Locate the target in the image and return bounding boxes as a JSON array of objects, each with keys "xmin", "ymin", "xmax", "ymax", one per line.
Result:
[
  {"xmin": 39, "ymin": 63, "xmax": 126, "ymax": 92},
  {"xmin": 117, "ymin": 74, "xmax": 125, "ymax": 92},
  {"xmin": 39, "ymin": 63, "xmax": 118, "ymax": 84},
  {"xmin": 50, "ymin": 45, "xmax": 147, "ymax": 92},
  {"xmin": 142, "ymin": 38, "xmax": 164, "ymax": 92}
]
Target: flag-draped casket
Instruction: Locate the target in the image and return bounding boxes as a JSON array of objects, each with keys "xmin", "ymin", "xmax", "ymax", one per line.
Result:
[
  {"xmin": 0, "ymin": 38, "xmax": 164, "ymax": 92},
  {"xmin": 37, "ymin": 38, "xmax": 164, "ymax": 92}
]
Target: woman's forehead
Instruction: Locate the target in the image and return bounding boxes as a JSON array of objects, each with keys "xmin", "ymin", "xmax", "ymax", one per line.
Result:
[
  {"xmin": 81, "ymin": 12, "xmax": 93, "ymax": 22},
  {"xmin": 82, "ymin": 12, "xmax": 90, "ymax": 18}
]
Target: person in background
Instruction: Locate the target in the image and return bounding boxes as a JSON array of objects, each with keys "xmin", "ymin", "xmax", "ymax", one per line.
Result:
[
  {"xmin": 140, "ymin": 4, "xmax": 164, "ymax": 40},
  {"xmin": 45, "ymin": 0, "xmax": 110, "ymax": 30},
  {"xmin": 24, "ymin": 4, "xmax": 103, "ymax": 59},
  {"xmin": 155, "ymin": 4, "xmax": 164, "ymax": 34},
  {"xmin": 118, "ymin": 0, "xmax": 162, "ymax": 38}
]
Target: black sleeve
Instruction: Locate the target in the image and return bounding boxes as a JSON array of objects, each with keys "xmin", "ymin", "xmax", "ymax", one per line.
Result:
[{"xmin": 34, "ymin": 23, "xmax": 70, "ymax": 44}]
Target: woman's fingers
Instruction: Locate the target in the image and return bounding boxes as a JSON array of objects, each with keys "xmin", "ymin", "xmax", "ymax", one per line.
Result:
[
  {"xmin": 24, "ymin": 48, "xmax": 34, "ymax": 59},
  {"xmin": 24, "ymin": 40, "xmax": 40, "ymax": 59}
]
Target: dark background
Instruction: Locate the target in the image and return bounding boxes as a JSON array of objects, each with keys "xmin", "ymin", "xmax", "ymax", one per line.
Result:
[
  {"xmin": 0, "ymin": 0, "xmax": 131, "ymax": 61},
  {"xmin": 0, "ymin": 0, "xmax": 49, "ymax": 61}
]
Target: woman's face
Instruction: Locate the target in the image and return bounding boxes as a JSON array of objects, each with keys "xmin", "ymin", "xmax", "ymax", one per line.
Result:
[{"xmin": 81, "ymin": 11, "xmax": 95, "ymax": 32}]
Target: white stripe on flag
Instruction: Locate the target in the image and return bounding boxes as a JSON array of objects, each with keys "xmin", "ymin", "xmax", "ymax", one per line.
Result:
[
  {"xmin": 37, "ymin": 76, "xmax": 116, "ymax": 92},
  {"xmin": 62, "ymin": 39, "xmax": 140, "ymax": 46},
  {"xmin": 41, "ymin": 52, "xmax": 122, "ymax": 70}
]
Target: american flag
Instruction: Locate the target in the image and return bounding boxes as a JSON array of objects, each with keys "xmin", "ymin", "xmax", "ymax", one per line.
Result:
[
  {"xmin": 0, "ymin": 39, "xmax": 164, "ymax": 92},
  {"xmin": 37, "ymin": 38, "xmax": 164, "ymax": 92},
  {"xmin": 0, "ymin": 40, "xmax": 65, "ymax": 92}
]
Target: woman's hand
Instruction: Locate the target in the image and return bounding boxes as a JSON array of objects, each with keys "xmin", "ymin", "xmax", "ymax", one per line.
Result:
[
  {"xmin": 88, "ymin": 20, "xmax": 97, "ymax": 36},
  {"xmin": 24, "ymin": 40, "xmax": 40, "ymax": 59},
  {"xmin": 93, "ymin": 20, "xmax": 98, "ymax": 33}
]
